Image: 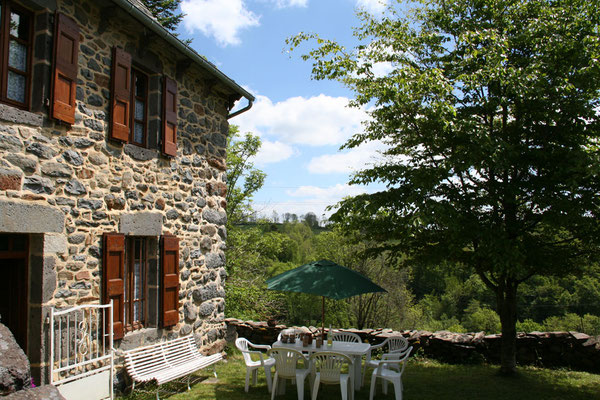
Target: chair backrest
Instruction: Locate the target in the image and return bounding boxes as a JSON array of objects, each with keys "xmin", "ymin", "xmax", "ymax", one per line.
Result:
[
  {"xmin": 385, "ymin": 336, "xmax": 409, "ymax": 353},
  {"xmin": 309, "ymin": 351, "xmax": 353, "ymax": 384},
  {"xmin": 381, "ymin": 346, "xmax": 413, "ymax": 376},
  {"xmin": 267, "ymin": 348, "xmax": 307, "ymax": 379},
  {"xmin": 235, "ymin": 337, "xmax": 254, "ymax": 365},
  {"xmin": 332, "ymin": 331, "xmax": 361, "ymax": 343}
]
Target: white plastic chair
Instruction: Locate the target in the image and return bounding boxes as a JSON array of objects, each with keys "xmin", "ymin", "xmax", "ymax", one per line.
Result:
[
  {"xmin": 267, "ymin": 348, "xmax": 311, "ymax": 400},
  {"xmin": 369, "ymin": 347, "xmax": 412, "ymax": 400},
  {"xmin": 332, "ymin": 331, "xmax": 361, "ymax": 343},
  {"xmin": 363, "ymin": 336, "xmax": 409, "ymax": 385},
  {"xmin": 309, "ymin": 351, "xmax": 354, "ymax": 400},
  {"xmin": 235, "ymin": 337, "xmax": 276, "ymax": 393}
]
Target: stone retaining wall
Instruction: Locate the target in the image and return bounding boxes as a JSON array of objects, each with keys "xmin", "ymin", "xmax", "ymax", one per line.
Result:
[{"xmin": 225, "ymin": 318, "xmax": 600, "ymax": 373}]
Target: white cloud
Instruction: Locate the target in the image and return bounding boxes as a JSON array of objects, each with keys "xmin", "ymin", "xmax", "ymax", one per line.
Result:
[
  {"xmin": 307, "ymin": 140, "xmax": 386, "ymax": 174},
  {"xmin": 272, "ymin": 0, "xmax": 308, "ymax": 7},
  {"xmin": 181, "ymin": 0, "xmax": 260, "ymax": 46},
  {"xmin": 356, "ymin": 0, "xmax": 387, "ymax": 14},
  {"xmin": 253, "ymin": 183, "xmax": 370, "ymax": 219},
  {"xmin": 255, "ymin": 140, "xmax": 296, "ymax": 165},
  {"xmin": 234, "ymin": 94, "xmax": 367, "ymax": 146}
]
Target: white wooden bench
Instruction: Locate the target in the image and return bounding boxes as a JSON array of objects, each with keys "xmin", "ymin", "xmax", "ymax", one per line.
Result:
[{"xmin": 123, "ymin": 335, "xmax": 223, "ymax": 399}]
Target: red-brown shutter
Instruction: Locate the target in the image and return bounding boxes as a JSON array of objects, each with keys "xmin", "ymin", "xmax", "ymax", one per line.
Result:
[
  {"xmin": 160, "ymin": 235, "xmax": 180, "ymax": 328},
  {"xmin": 51, "ymin": 13, "xmax": 79, "ymax": 124},
  {"xmin": 110, "ymin": 47, "xmax": 131, "ymax": 142},
  {"xmin": 162, "ymin": 77, "xmax": 177, "ymax": 156},
  {"xmin": 102, "ymin": 233, "xmax": 125, "ymax": 340}
]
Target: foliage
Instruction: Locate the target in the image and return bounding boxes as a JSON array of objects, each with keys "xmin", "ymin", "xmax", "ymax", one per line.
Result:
[
  {"xmin": 140, "ymin": 0, "xmax": 185, "ymax": 32},
  {"xmin": 289, "ymin": 0, "xmax": 600, "ymax": 374},
  {"xmin": 226, "ymin": 126, "xmax": 266, "ymax": 228}
]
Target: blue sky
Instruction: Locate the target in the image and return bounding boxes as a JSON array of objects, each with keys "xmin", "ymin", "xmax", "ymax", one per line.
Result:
[{"xmin": 176, "ymin": 0, "xmax": 390, "ymax": 221}]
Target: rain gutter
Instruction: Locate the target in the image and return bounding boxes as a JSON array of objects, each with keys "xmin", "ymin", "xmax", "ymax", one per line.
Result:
[{"xmin": 111, "ymin": 0, "xmax": 254, "ymax": 119}]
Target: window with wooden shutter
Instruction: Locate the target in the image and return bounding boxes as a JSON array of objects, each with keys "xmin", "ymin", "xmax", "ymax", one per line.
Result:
[
  {"xmin": 162, "ymin": 76, "xmax": 177, "ymax": 156},
  {"xmin": 160, "ymin": 235, "xmax": 179, "ymax": 328},
  {"xmin": 103, "ymin": 233, "xmax": 125, "ymax": 340},
  {"xmin": 110, "ymin": 47, "xmax": 131, "ymax": 142},
  {"xmin": 51, "ymin": 13, "xmax": 79, "ymax": 124},
  {"xmin": 0, "ymin": 1, "xmax": 33, "ymax": 109}
]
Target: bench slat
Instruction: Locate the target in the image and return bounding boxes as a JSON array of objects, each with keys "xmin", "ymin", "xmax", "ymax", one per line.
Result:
[{"xmin": 123, "ymin": 335, "xmax": 222, "ymax": 390}]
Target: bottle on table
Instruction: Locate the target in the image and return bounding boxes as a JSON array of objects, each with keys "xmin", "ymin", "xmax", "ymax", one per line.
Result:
[{"xmin": 327, "ymin": 324, "xmax": 333, "ymax": 347}]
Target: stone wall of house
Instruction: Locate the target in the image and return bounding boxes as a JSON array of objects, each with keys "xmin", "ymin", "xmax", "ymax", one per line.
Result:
[
  {"xmin": 225, "ymin": 318, "xmax": 600, "ymax": 373},
  {"xmin": 0, "ymin": 0, "xmax": 236, "ymax": 382}
]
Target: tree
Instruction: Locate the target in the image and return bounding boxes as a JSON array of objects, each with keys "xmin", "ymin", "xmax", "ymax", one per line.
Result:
[
  {"xmin": 290, "ymin": 0, "xmax": 600, "ymax": 374},
  {"xmin": 226, "ymin": 126, "xmax": 266, "ymax": 227},
  {"xmin": 303, "ymin": 212, "xmax": 319, "ymax": 228},
  {"xmin": 141, "ymin": 0, "xmax": 185, "ymax": 32}
]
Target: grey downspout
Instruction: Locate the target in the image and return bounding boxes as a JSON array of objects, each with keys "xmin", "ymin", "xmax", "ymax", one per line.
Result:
[
  {"xmin": 227, "ymin": 98, "xmax": 253, "ymax": 119},
  {"xmin": 111, "ymin": 0, "xmax": 254, "ymax": 119}
]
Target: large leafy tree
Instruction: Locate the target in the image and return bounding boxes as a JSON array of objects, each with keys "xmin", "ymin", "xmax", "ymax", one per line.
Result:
[
  {"xmin": 290, "ymin": 0, "xmax": 600, "ymax": 374},
  {"xmin": 226, "ymin": 125, "xmax": 266, "ymax": 228}
]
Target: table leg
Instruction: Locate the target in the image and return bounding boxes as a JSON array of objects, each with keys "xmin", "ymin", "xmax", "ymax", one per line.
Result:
[{"xmin": 352, "ymin": 355, "xmax": 362, "ymax": 391}]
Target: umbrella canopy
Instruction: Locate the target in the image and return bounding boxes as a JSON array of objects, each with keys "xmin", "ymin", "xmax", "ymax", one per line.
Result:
[{"xmin": 266, "ymin": 260, "xmax": 387, "ymax": 334}]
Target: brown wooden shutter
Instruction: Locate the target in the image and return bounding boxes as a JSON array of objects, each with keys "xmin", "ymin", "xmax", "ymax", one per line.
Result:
[
  {"xmin": 162, "ymin": 77, "xmax": 177, "ymax": 156},
  {"xmin": 51, "ymin": 13, "xmax": 79, "ymax": 124},
  {"xmin": 102, "ymin": 233, "xmax": 125, "ymax": 340},
  {"xmin": 160, "ymin": 235, "xmax": 180, "ymax": 328},
  {"xmin": 110, "ymin": 47, "xmax": 131, "ymax": 142}
]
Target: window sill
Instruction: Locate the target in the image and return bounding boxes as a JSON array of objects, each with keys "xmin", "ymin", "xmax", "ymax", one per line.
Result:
[
  {"xmin": 0, "ymin": 103, "xmax": 43, "ymax": 127},
  {"xmin": 124, "ymin": 143, "xmax": 159, "ymax": 161}
]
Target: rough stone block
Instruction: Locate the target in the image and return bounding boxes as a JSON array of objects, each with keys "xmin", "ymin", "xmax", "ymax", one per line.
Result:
[
  {"xmin": 0, "ymin": 200, "xmax": 64, "ymax": 233},
  {"xmin": 44, "ymin": 233, "xmax": 67, "ymax": 254},
  {"xmin": 119, "ymin": 212, "xmax": 162, "ymax": 236},
  {"xmin": 0, "ymin": 323, "xmax": 31, "ymax": 394},
  {"xmin": 3, "ymin": 385, "xmax": 66, "ymax": 400},
  {"xmin": 0, "ymin": 104, "xmax": 42, "ymax": 127},
  {"xmin": 0, "ymin": 169, "xmax": 22, "ymax": 191}
]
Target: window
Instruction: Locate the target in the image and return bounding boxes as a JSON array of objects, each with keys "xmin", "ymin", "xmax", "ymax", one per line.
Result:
[
  {"xmin": 103, "ymin": 233, "xmax": 180, "ymax": 339},
  {"xmin": 131, "ymin": 69, "xmax": 148, "ymax": 147},
  {"xmin": 124, "ymin": 237, "xmax": 146, "ymax": 331},
  {"xmin": 110, "ymin": 46, "xmax": 178, "ymax": 156},
  {"xmin": 0, "ymin": 0, "xmax": 33, "ymax": 109}
]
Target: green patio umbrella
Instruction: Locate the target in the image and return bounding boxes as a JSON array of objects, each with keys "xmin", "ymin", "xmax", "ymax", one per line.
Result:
[{"xmin": 266, "ymin": 259, "xmax": 387, "ymax": 335}]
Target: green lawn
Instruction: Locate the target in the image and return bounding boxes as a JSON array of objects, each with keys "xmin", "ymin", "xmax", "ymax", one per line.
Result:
[{"xmin": 119, "ymin": 350, "xmax": 600, "ymax": 400}]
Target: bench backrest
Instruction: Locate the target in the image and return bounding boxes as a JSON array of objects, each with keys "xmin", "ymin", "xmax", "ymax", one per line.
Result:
[{"xmin": 124, "ymin": 335, "xmax": 198, "ymax": 378}]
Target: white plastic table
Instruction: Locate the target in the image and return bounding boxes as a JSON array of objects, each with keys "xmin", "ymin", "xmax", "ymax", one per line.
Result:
[{"xmin": 272, "ymin": 339, "xmax": 370, "ymax": 391}]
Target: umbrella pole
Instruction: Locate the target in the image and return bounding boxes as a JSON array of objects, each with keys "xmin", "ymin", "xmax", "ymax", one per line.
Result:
[{"xmin": 322, "ymin": 296, "xmax": 325, "ymax": 337}]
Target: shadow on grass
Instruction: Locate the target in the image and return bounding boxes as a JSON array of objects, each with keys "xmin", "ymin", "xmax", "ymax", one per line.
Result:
[{"xmin": 119, "ymin": 355, "xmax": 600, "ymax": 400}]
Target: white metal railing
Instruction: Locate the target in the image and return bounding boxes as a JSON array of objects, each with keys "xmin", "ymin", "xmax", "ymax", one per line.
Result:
[{"xmin": 49, "ymin": 302, "xmax": 114, "ymax": 400}]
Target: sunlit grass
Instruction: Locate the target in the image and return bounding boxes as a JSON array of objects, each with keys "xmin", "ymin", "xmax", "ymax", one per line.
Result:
[{"xmin": 119, "ymin": 349, "xmax": 600, "ymax": 400}]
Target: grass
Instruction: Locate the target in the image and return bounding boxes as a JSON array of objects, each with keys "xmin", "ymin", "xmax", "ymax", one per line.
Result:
[{"xmin": 119, "ymin": 349, "xmax": 600, "ymax": 400}]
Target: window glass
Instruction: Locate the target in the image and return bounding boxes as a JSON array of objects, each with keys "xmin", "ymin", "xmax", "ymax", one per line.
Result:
[
  {"xmin": 134, "ymin": 122, "xmax": 144, "ymax": 144},
  {"xmin": 7, "ymin": 71, "xmax": 25, "ymax": 103},
  {"xmin": 125, "ymin": 237, "xmax": 146, "ymax": 331},
  {"xmin": 8, "ymin": 40, "xmax": 26, "ymax": 71},
  {"xmin": 135, "ymin": 99, "xmax": 144, "ymax": 120},
  {"xmin": 135, "ymin": 73, "xmax": 146, "ymax": 97},
  {"xmin": 9, "ymin": 9, "xmax": 29, "ymax": 40}
]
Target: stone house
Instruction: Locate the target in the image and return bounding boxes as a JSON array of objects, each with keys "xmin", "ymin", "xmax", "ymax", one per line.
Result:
[{"xmin": 0, "ymin": 0, "xmax": 253, "ymax": 384}]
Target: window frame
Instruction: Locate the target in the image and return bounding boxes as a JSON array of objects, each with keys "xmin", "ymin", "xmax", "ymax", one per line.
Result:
[
  {"xmin": 130, "ymin": 68, "xmax": 148, "ymax": 148},
  {"xmin": 0, "ymin": 0, "xmax": 33, "ymax": 110},
  {"xmin": 124, "ymin": 236, "xmax": 147, "ymax": 332}
]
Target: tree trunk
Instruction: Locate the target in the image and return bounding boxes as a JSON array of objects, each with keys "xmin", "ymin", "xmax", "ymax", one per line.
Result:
[{"xmin": 496, "ymin": 281, "xmax": 518, "ymax": 375}]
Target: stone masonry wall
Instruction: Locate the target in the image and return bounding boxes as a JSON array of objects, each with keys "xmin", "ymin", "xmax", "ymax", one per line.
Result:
[
  {"xmin": 0, "ymin": 0, "xmax": 235, "ymax": 380},
  {"xmin": 226, "ymin": 319, "xmax": 600, "ymax": 373}
]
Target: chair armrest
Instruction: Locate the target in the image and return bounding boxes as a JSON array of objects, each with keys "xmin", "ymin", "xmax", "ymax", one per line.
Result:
[{"xmin": 249, "ymin": 343, "xmax": 272, "ymax": 351}]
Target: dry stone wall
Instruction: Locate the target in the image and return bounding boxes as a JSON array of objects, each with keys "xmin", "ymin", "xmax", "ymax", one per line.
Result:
[
  {"xmin": 0, "ymin": 0, "xmax": 234, "ymax": 370},
  {"xmin": 226, "ymin": 318, "xmax": 600, "ymax": 373}
]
